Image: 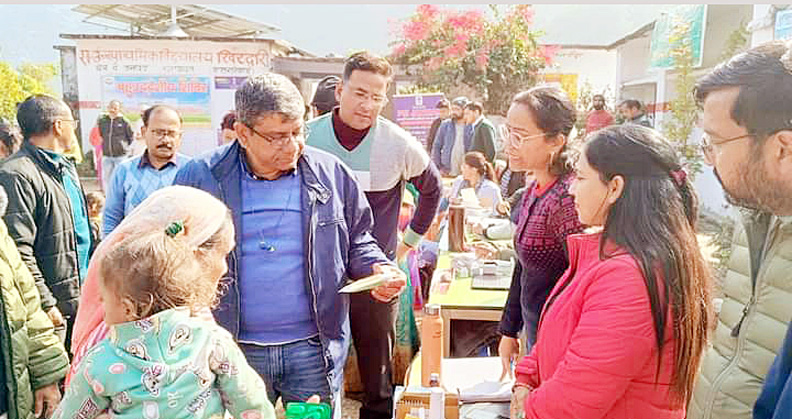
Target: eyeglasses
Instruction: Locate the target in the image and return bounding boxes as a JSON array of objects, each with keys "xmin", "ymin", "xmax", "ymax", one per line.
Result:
[
  {"xmin": 59, "ymin": 118, "xmax": 79, "ymax": 129},
  {"xmin": 499, "ymin": 124, "xmax": 546, "ymax": 147},
  {"xmin": 700, "ymin": 131, "xmax": 752, "ymax": 163},
  {"xmin": 150, "ymin": 129, "xmax": 183, "ymax": 139},
  {"xmin": 350, "ymin": 89, "xmax": 388, "ymax": 106},
  {"xmin": 244, "ymin": 122, "xmax": 307, "ymax": 147}
]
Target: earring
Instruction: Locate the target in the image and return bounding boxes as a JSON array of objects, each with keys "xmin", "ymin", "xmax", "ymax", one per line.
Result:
[{"xmin": 548, "ymin": 151, "xmax": 556, "ymax": 168}]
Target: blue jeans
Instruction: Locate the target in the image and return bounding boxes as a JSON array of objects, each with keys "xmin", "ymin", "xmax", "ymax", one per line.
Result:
[
  {"xmin": 240, "ymin": 337, "xmax": 337, "ymax": 412},
  {"xmin": 102, "ymin": 155, "xmax": 126, "ymax": 192}
]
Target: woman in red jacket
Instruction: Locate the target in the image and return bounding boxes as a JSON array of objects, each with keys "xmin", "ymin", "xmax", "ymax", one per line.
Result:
[{"xmin": 510, "ymin": 124, "xmax": 713, "ymax": 419}]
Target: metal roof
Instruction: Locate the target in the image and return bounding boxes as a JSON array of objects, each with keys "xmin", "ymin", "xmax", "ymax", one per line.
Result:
[{"xmin": 72, "ymin": 4, "xmax": 281, "ymax": 39}]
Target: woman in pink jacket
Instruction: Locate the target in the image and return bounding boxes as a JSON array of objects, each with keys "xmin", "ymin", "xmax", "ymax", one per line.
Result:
[{"xmin": 510, "ymin": 125, "xmax": 713, "ymax": 419}]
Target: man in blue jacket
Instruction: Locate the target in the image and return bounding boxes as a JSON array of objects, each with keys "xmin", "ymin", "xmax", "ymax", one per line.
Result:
[
  {"xmin": 173, "ymin": 72, "xmax": 406, "ymax": 417},
  {"xmin": 431, "ymin": 96, "xmax": 473, "ymax": 176}
]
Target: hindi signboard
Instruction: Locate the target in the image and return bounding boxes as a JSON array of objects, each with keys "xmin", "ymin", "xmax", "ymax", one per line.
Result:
[{"xmin": 392, "ymin": 93, "xmax": 446, "ymax": 147}]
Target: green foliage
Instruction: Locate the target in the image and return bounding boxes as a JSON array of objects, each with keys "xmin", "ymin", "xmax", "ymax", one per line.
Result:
[
  {"xmin": 397, "ymin": 84, "xmax": 442, "ymax": 95},
  {"xmin": 0, "ymin": 60, "xmax": 58, "ymax": 121},
  {"xmin": 663, "ymin": 21, "xmax": 703, "ymax": 176},
  {"xmin": 390, "ymin": 5, "xmax": 553, "ymax": 116},
  {"xmin": 720, "ymin": 21, "xmax": 750, "ymax": 62}
]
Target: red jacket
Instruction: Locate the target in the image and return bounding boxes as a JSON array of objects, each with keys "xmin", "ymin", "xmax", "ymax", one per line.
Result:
[{"xmin": 515, "ymin": 233, "xmax": 683, "ymax": 419}]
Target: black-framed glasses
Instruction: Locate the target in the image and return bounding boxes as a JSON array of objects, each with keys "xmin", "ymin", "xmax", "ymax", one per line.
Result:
[
  {"xmin": 244, "ymin": 122, "xmax": 307, "ymax": 147},
  {"xmin": 700, "ymin": 131, "xmax": 752, "ymax": 162},
  {"xmin": 150, "ymin": 128, "xmax": 183, "ymax": 139}
]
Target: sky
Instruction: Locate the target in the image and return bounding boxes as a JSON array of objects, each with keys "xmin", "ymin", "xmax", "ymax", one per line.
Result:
[{"xmin": 0, "ymin": 4, "xmax": 674, "ymax": 68}]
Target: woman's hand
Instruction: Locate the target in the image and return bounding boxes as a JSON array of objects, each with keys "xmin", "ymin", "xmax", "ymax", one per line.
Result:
[
  {"xmin": 497, "ymin": 201, "xmax": 511, "ymax": 216},
  {"xmin": 499, "ymin": 336, "xmax": 521, "ymax": 381},
  {"xmin": 510, "ymin": 385, "xmax": 532, "ymax": 419},
  {"xmin": 469, "ymin": 241, "xmax": 498, "ymax": 260}
]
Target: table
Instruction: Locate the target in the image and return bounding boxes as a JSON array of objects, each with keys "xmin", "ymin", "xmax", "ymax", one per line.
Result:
[{"xmin": 428, "ymin": 253, "xmax": 509, "ymax": 357}]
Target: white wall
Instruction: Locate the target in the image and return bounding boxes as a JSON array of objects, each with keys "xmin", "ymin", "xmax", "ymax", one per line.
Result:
[
  {"xmin": 549, "ymin": 48, "xmax": 618, "ymax": 99},
  {"xmin": 750, "ymin": 5, "xmax": 776, "ymax": 47}
]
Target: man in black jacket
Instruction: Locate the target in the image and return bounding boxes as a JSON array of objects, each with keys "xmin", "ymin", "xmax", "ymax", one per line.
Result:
[
  {"xmin": 465, "ymin": 101, "xmax": 497, "ymax": 163},
  {"xmin": 96, "ymin": 100, "xmax": 134, "ymax": 192},
  {"xmin": 0, "ymin": 95, "xmax": 94, "ymax": 351}
]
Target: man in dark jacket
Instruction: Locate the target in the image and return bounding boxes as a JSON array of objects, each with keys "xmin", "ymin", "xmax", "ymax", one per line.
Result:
[
  {"xmin": 465, "ymin": 101, "xmax": 497, "ymax": 163},
  {"xmin": 618, "ymin": 99, "xmax": 653, "ymax": 128},
  {"xmin": 0, "ymin": 95, "xmax": 93, "ymax": 352},
  {"xmin": 174, "ymin": 73, "xmax": 405, "ymax": 417},
  {"xmin": 95, "ymin": 100, "xmax": 134, "ymax": 192},
  {"xmin": 425, "ymin": 99, "xmax": 449, "ymax": 153}
]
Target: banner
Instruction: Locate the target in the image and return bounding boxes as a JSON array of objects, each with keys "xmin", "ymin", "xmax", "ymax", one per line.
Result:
[
  {"xmin": 776, "ymin": 9, "xmax": 792, "ymax": 41},
  {"xmin": 392, "ymin": 93, "xmax": 446, "ymax": 146},
  {"xmin": 102, "ymin": 76, "xmax": 213, "ymax": 156},
  {"xmin": 542, "ymin": 73, "xmax": 579, "ymax": 104},
  {"xmin": 650, "ymin": 5, "xmax": 707, "ymax": 69}
]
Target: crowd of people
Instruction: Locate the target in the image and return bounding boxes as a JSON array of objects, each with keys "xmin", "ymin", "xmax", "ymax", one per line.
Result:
[{"xmin": 0, "ymin": 40, "xmax": 787, "ymax": 419}]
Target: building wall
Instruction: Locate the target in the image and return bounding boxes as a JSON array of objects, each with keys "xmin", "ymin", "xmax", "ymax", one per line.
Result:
[{"xmin": 546, "ymin": 48, "xmax": 618, "ymax": 105}]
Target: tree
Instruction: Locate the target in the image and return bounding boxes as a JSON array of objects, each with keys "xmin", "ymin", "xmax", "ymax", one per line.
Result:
[
  {"xmin": 0, "ymin": 60, "xmax": 58, "ymax": 120},
  {"xmin": 663, "ymin": 20, "xmax": 702, "ymax": 176},
  {"xmin": 390, "ymin": 4, "xmax": 555, "ymax": 115}
]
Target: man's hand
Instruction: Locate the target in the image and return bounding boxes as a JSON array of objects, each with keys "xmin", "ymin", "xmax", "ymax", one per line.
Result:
[
  {"xmin": 499, "ymin": 336, "xmax": 521, "ymax": 381},
  {"xmin": 370, "ymin": 263, "xmax": 407, "ymax": 303},
  {"xmin": 47, "ymin": 307, "xmax": 64, "ymax": 327},
  {"xmin": 34, "ymin": 383, "xmax": 61, "ymax": 418}
]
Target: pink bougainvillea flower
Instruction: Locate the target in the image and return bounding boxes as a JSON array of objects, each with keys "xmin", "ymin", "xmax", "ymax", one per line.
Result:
[
  {"xmin": 404, "ymin": 20, "xmax": 430, "ymax": 41},
  {"xmin": 391, "ymin": 44, "xmax": 407, "ymax": 57},
  {"xmin": 538, "ymin": 45, "xmax": 561, "ymax": 65},
  {"xmin": 416, "ymin": 4, "xmax": 440, "ymax": 20},
  {"xmin": 514, "ymin": 5, "xmax": 534, "ymax": 25},
  {"xmin": 475, "ymin": 52, "xmax": 489, "ymax": 71}
]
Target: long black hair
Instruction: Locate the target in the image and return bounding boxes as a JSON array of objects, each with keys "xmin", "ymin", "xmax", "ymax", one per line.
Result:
[{"xmin": 584, "ymin": 124, "xmax": 712, "ymax": 405}]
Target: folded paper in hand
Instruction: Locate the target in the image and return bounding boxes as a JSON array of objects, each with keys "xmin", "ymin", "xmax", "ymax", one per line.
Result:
[{"xmin": 339, "ymin": 274, "xmax": 388, "ymax": 294}]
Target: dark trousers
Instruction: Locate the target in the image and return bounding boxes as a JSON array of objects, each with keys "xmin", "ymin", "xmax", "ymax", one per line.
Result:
[{"xmin": 349, "ymin": 293, "xmax": 398, "ymax": 419}]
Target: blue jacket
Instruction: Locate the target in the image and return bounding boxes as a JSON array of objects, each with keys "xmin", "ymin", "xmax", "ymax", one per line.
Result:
[
  {"xmin": 431, "ymin": 119, "xmax": 473, "ymax": 174},
  {"xmin": 173, "ymin": 141, "xmax": 389, "ymax": 385},
  {"xmin": 754, "ymin": 322, "xmax": 792, "ymax": 419}
]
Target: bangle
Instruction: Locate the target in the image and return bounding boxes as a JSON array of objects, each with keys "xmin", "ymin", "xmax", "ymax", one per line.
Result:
[{"xmin": 512, "ymin": 382, "xmax": 533, "ymax": 393}]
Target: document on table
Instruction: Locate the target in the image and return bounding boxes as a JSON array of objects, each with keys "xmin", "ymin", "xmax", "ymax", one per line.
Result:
[{"xmin": 442, "ymin": 358, "xmax": 513, "ymax": 403}]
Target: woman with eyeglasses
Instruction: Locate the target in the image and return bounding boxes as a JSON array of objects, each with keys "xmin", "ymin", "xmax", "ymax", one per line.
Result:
[
  {"xmin": 509, "ymin": 124, "xmax": 712, "ymax": 419},
  {"xmin": 497, "ymin": 86, "xmax": 585, "ymax": 379}
]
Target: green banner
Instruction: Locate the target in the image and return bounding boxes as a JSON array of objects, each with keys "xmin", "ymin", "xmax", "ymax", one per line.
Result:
[{"xmin": 650, "ymin": 5, "xmax": 707, "ymax": 69}]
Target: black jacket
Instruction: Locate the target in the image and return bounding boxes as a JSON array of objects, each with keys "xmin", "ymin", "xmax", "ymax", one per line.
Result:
[
  {"xmin": 0, "ymin": 141, "xmax": 93, "ymax": 319},
  {"xmin": 96, "ymin": 114, "xmax": 134, "ymax": 157}
]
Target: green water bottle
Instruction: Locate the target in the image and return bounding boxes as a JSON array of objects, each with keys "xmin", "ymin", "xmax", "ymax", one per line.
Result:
[{"xmin": 284, "ymin": 402, "xmax": 332, "ymax": 419}]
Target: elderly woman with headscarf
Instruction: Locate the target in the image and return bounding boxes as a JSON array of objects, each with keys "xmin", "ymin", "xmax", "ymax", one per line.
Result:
[{"xmin": 67, "ymin": 186, "xmax": 235, "ymax": 381}]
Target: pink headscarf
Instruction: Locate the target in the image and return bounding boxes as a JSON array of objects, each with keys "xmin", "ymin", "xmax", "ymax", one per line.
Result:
[{"xmin": 69, "ymin": 186, "xmax": 230, "ymax": 372}]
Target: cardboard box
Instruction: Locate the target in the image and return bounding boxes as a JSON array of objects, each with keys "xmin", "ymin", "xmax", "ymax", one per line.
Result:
[{"xmin": 395, "ymin": 387, "xmax": 460, "ymax": 419}]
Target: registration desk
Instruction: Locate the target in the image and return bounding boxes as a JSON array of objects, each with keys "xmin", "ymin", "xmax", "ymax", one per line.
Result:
[{"xmin": 428, "ymin": 253, "xmax": 509, "ymax": 357}]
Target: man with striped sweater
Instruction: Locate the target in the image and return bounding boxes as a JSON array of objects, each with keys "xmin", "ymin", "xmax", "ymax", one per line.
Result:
[{"xmin": 307, "ymin": 51, "xmax": 442, "ymax": 419}]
